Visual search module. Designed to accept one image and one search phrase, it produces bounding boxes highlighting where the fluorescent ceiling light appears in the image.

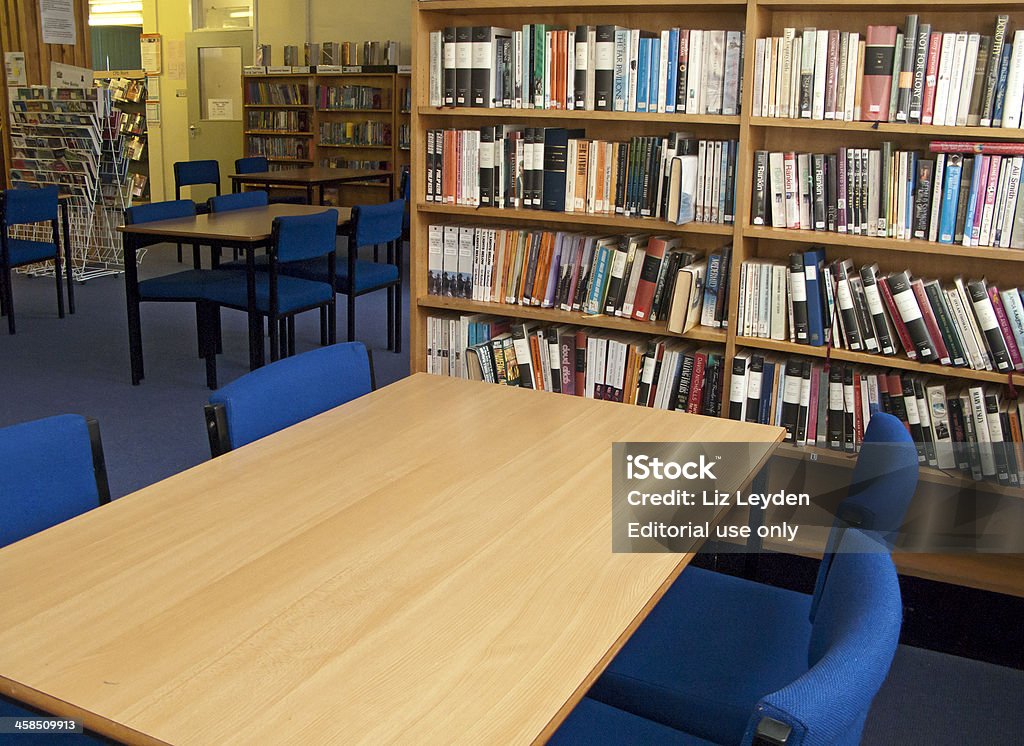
[228,10,252,17]
[89,0,142,10]
[88,12,143,25]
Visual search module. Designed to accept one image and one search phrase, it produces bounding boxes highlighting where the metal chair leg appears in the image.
[3,268,14,334]
[319,307,328,346]
[328,299,337,344]
[269,315,280,363]
[347,293,356,342]
[177,242,183,262]
[53,254,65,319]
[387,287,395,351]
[278,318,288,359]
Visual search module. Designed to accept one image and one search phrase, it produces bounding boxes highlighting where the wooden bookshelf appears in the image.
[409,0,1024,593]
[241,70,405,204]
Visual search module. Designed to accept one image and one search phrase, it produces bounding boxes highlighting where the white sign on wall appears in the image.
[39,0,76,45]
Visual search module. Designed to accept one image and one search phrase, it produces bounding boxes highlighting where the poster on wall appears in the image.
[39,0,76,45]
[5,52,26,86]
[140,34,162,74]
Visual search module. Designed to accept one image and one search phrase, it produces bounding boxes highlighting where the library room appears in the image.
[0,0,1022,743]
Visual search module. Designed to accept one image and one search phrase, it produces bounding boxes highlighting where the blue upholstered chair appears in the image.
[204,341,374,456]
[0,697,110,744]
[553,528,903,746]
[124,199,241,389]
[174,159,221,264]
[204,209,339,371]
[209,190,270,213]
[234,157,306,204]
[0,187,70,334]
[0,414,111,549]
[285,199,404,352]
[579,413,918,744]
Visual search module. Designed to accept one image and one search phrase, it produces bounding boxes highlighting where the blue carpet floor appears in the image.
[1,246,1021,745]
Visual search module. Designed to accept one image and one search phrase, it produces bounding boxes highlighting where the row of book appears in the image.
[751,142,1024,248]
[399,124,411,151]
[739,247,1024,374]
[244,136,311,160]
[425,127,737,225]
[244,82,310,106]
[317,85,390,111]
[246,110,310,132]
[425,315,726,417]
[118,112,145,137]
[754,16,1023,127]
[733,354,1022,486]
[318,121,391,147]
[426,225,732,330]
[427,25,743,116]
[319,158,392,171]
[10,99,97,114]
[107,77,145,104]
[257,40,401,68]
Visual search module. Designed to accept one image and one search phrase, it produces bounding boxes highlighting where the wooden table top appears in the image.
[117,204,351,243]
[228,167,393,185]
[0,375,782,746]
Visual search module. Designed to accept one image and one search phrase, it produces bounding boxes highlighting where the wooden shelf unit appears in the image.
[241,70,405,204]
[408,0,1024,593]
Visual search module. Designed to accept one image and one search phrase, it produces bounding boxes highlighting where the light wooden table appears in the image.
[228,167,394,205]
[0,375,783,745]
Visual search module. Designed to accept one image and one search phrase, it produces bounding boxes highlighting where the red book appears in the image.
[929,141,1024,156]
[631,236,673,321]
[862,26,898,121]
[574,329,588,395]
[921,32,942,124]
[686,349,708,414]
[877,273,917,359]
[911,279,951,365]
[988,286,1023,370]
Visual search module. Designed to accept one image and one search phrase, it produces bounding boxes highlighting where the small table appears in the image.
[0,375,783,745]
[229,166,394,205]
[118,204,351,382]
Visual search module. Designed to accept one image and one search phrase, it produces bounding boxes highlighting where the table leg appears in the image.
[62,203,75,314]
[307,184,314,205]
[247,247,263,370]
[124,236,144,385]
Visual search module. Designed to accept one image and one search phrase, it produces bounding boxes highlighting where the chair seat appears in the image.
[205,273,333,314]
[550,698,719,746]
[1,696,108,744]
[138,269,242,301]
[6,238,58,267]
[219,254,272,271]
[287,257,400,293]
[588,567,813,745]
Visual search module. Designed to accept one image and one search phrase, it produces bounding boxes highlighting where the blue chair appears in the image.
[204,341,374,456]
[209,190,270,213]
[0,187,70,334]
[584,413,918,744]
[124,199,241,389]
[285,199,403,352]
[204,209,339,374]
[0,414,111,549]
[234,157,306,204]
[0,697,109,744]
[174,159,221,264]
[553,528,903,746]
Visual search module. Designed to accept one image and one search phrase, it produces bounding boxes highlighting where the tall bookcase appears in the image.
[409,0,1024,594]
[242,69,406,204]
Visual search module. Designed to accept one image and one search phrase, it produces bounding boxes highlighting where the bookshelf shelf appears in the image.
[242,104,314,109]
[737,336,1017,385]
[410,0,1024,594]
[417,203,735,235]
[418,295,729,341]
[317,108,392,113]
[266,156,314,163]
[744,226,1024,262]
[750,118,1024,142]
[244,130,314,136]
[416,106,741,126]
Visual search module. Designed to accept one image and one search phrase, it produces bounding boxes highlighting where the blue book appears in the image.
[803,248,827,346]
[665,28,679,112]
[962,154,984,245]
[648,38,661,112]
[636,38,651,113]
[993,45,1013,126]
[701,252,722,326]
[938,154,963,244]
[585,244,612,315]
[758,359,777,425]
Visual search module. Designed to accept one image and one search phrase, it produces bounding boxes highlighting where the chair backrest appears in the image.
[124,199,196,226]
[745,529,902,746]
[352,199,405,248]
[174,160,221,195]
[205,342,374,455]
[272,209,338,263]
[209,191,269,213]
[0,414,111,548]
[2,186,59,227]
[235,156,269,174]
[809,412,918,621]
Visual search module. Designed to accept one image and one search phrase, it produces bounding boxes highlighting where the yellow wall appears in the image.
[142,0,410,200]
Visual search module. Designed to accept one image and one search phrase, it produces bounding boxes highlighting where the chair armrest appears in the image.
[85,417,111,505]
[752,717,791,746]
[204,403,232,458]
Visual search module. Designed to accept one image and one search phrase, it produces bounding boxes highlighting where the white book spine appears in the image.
[686,30,703,115]
[932,32,956,127]
[771,264,788,341]
[928,153,946,243]
[658,30,671,114]
[999,157,1023,247]
[761,38,772,117]
[945,32,969,128]
[753,37,766,117]
[1002,31,1024,129]
[790,40,802,118]
[429,32,443,107]
[565,140,577,212]
[955,33,980,127]
[843,32,859,121]
[626,29,638,112]
[780,28,795,119]
[567,30,577,111]
[812,30,828,120]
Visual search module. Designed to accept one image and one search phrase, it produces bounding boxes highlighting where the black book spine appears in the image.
[443,28,457,106]
[455,26,473,107]
[1001,409,1020,487]
[789,252,810,343]
[812,153,826,231]
[796,363,812,443]
[745,355,764,422]
[967,279,1013,372]
[574,26,588,110]
[981,16,1010,125]
[895,14,918,122]
[850,276,878,352]
[827,364,845,449]
[836,261,864,350]
[913,159,933,239]
[724,140,736,224]
[909,23,930,123]
[915,380,937,465]
[948,397,969,472]
[860,265,895,354]
[954,158,974,244]
[479,126,495,207]
[675,353,695,413]
[987,394,1010,485]
[901,376,928,462]
[780,359,804,442]
[752,150,768,226]
[924,281,966,367]
[728,356,746,420]
[826,154,838,232]
[886,270,938,362]
[616,141,630,215]
[655,251,683,321]
[843,366,856,453]
[542,128,576,212]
